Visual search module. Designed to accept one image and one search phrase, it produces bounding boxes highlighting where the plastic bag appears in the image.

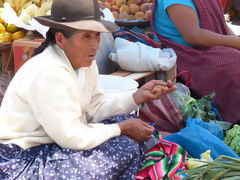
[139,93,184,133]
[170,82,193,113]
[164,118,239,160]
[96,32,119,74]
[109,37,177,72]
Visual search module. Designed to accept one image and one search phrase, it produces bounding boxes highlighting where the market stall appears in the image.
[0,0,239,179]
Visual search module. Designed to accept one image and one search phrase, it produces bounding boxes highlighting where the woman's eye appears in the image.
[84,35,90,38]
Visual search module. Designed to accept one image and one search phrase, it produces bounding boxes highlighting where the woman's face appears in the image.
[56,30,100,69]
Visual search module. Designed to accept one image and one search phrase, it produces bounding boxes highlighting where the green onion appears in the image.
[177,155,240,179]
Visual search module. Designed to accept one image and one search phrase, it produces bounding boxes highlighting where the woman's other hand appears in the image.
[118,118,154,142]
[133,80,176,105]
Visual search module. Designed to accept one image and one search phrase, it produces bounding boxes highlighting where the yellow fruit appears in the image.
[6,24,18,33]
[11,31,26,40]
[0,23,6,33]
[0,32,12,43]
[0,8,5,24]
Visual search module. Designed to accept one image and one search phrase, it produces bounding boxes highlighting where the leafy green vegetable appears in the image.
[224,125,240,155]
[182,92,217,124]
[171,83,222,125]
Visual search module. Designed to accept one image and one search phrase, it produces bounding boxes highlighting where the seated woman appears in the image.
[152,0,240,123]
[0,0,176,179]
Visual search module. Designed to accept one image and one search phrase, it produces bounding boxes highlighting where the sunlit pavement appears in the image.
[227,19,240,35]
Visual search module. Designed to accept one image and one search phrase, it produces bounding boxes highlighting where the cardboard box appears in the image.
[13,39,44,73]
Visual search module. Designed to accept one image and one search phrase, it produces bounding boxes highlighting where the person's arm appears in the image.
[166,4,240,49]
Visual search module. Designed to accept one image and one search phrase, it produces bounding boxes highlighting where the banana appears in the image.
[20,0,30,12]
[17,0,35,16]
[13,0,21,13]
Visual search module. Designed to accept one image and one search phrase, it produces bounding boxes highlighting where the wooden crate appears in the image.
[110,64,177,84]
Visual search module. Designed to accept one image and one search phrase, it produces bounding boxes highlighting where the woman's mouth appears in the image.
[88,55,96,60]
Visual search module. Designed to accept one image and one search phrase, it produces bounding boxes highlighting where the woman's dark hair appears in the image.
[33,28,77,56]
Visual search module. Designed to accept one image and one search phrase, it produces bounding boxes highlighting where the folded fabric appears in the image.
[109,37,177,72]
[136,132,188,180]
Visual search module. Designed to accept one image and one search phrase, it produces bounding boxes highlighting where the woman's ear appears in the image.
[55,32,65,49]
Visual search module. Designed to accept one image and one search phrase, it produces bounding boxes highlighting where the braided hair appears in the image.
[33,28,77,56]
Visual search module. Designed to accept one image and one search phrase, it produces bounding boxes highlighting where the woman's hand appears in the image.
[118,118,154,142]
[133,80,176,105]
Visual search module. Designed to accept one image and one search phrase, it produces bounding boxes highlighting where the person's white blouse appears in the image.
[0,45,138,150]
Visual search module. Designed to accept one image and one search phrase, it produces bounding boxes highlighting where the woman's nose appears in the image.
[91,38,100,50]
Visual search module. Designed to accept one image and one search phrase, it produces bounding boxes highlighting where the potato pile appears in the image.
[98,0,153,21]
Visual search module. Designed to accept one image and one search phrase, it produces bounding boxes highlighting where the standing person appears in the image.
[152,0,240,123]
[0,0,176,179]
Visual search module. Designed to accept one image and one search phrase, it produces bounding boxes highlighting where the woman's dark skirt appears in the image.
[0,114,144,180]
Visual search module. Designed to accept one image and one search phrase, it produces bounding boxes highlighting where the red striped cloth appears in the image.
[151,0,240,123]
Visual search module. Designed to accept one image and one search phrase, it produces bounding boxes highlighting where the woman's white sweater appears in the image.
[0,45,138,150]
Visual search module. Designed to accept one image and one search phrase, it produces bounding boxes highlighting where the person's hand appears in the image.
[133,80,176,105]
[118,118,154,142]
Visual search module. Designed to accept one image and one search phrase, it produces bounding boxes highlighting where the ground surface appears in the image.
[227,19,240,35]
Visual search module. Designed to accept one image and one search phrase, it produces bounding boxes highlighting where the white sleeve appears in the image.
[26,67,120,150]
[87,64,138,123]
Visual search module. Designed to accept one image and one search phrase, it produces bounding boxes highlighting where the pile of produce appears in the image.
[179,155,240,179]
[0,8,25,43]
[98,0,153,20]
[224,125,240,156]
[3,0,52,24]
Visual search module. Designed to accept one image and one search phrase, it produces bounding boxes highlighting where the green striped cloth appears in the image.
[136,131,188,180]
